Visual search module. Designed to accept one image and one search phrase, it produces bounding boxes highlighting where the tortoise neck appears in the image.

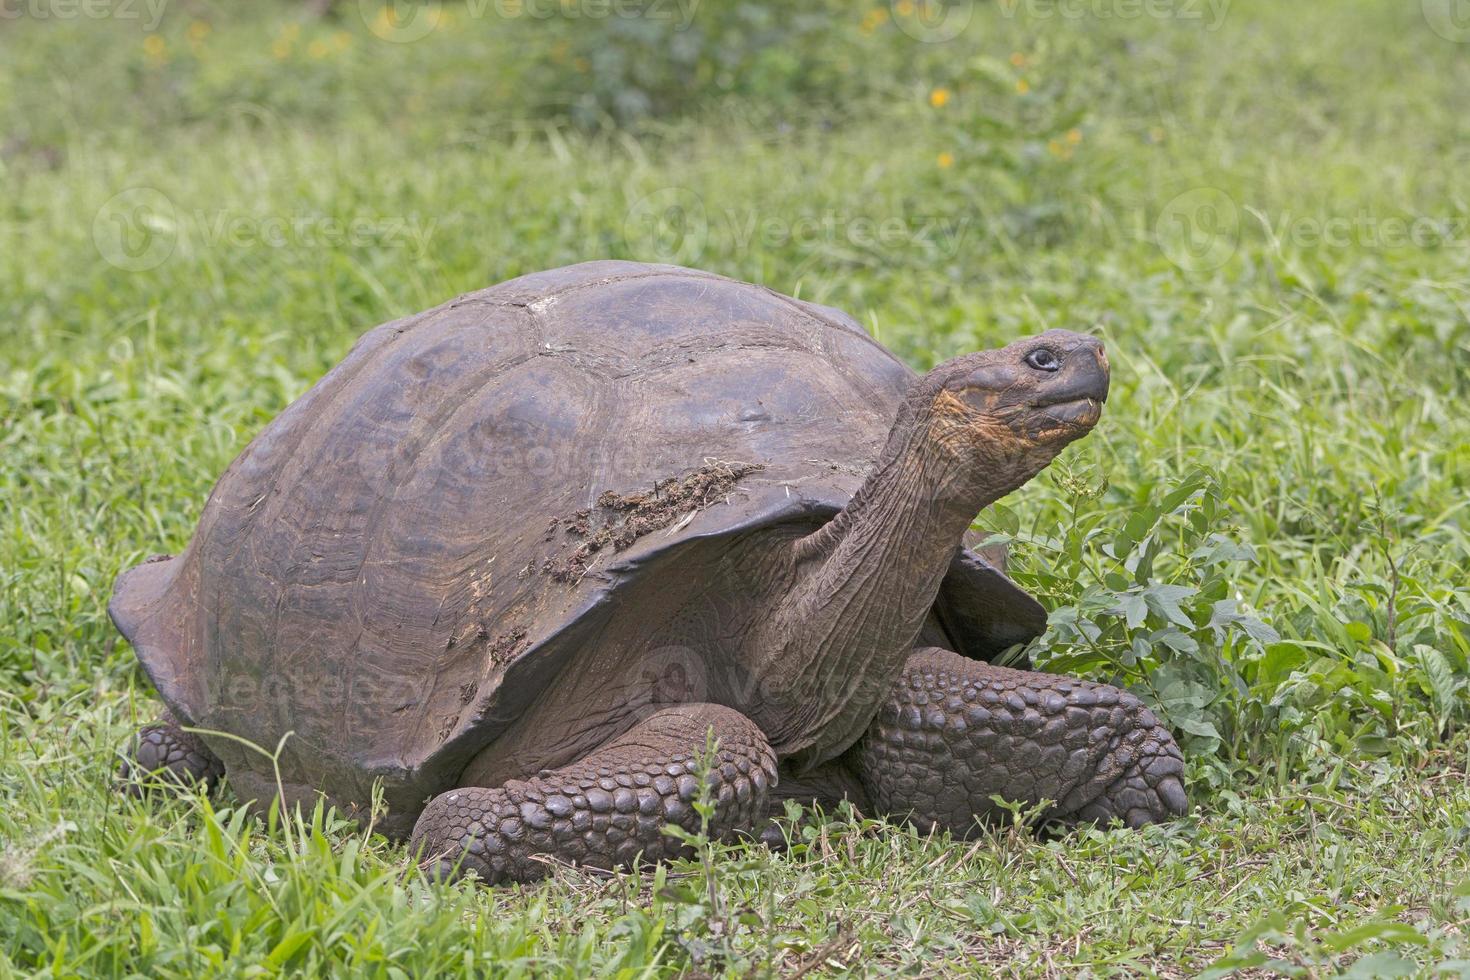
[748,399,1003,766]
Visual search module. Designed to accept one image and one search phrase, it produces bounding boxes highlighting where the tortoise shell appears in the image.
[110,261,1045,836]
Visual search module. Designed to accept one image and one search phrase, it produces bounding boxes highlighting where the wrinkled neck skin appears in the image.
[750,393,1050,770]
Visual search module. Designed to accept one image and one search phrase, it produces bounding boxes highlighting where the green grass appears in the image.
[4,696,1470,976]
[3,0,1469,975]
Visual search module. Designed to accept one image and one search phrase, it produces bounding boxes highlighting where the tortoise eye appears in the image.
[1025,348,1060,372]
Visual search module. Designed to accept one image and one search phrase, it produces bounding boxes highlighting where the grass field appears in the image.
[3,1,1470,975]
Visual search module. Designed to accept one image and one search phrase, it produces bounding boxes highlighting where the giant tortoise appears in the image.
[112,260,1186,883]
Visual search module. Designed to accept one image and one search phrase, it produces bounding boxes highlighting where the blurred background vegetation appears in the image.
[2,1,1469,973]
[4,0,1469,783]
[6,0,1465,772]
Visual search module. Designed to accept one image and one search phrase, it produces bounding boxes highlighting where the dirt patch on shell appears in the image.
[542,461,764,584]
[486,626,529,667]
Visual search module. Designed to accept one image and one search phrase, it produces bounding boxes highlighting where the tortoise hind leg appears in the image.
[850,647,1186,835]
[411,703,776,885]
[118,711,224,795]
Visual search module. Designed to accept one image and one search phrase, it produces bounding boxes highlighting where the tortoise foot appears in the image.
[411,704,776,885]
[753,759,872,851]
[118,713,224,795]
[851,647,1187,836]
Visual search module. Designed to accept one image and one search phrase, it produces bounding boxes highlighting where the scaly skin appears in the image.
[849,647,1187,833]
[414,649,1184,883]
[411,704,777,884]
[118,713,224,794]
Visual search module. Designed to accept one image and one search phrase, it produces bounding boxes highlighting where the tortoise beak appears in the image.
[1092,342,1110,401]
[1031,337,1109,411]
[1018,338,1108,439]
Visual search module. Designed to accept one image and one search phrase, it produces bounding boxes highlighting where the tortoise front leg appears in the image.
[118,711,224,795]
[411,704,776,884]
[850,647,1186,835]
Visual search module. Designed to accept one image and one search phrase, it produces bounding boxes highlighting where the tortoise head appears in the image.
[919,329,1110,488]
[762,327,1111,763]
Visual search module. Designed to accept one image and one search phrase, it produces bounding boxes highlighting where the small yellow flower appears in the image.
[308,40,330,59]
[142,34,167,63]
[929,87,951,108]
[937,151,955,169]
[1149,126,1166,143]
[272,37,293,60]
[1015,78,1030,95]
[860,7,889,33]
[281,22,301,41]
[187,21,211,42]
[896,0,916,14]
[1009,51,1027,68]
[1047,140,1074,160]
[1066,128,1082,145]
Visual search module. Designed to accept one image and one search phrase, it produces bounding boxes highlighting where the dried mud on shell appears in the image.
[542,461,765,583]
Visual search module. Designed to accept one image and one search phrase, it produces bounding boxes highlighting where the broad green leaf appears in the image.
[1323,920,1429,951]
[1144,584,1199,630]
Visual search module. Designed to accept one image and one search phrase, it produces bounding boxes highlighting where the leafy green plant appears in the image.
[518,1,895,126]
[1201,909,1450,978]
[921,37,1098,244]
[656,730,773,974]
[994,468,1279,765]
